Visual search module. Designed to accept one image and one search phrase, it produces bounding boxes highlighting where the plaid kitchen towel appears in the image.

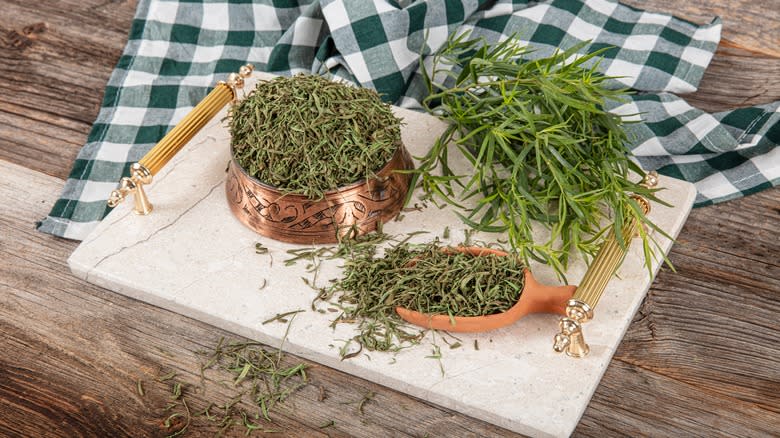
[38,0,779,240]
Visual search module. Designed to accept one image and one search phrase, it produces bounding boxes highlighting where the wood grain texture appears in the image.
[617,189,780,412]
[574,187,780,437]
[621,0,780,57]
[685,46,780,112]
[0,0,137,180]
[2,160,778,437]
[0,0,779,436]
[620,0,780,111]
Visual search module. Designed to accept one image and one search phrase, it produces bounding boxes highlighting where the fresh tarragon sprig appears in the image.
[414,33,672,280]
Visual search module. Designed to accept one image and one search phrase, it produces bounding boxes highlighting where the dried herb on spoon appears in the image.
[320,240,525,356]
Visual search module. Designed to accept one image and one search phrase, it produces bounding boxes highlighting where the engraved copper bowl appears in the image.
[226,145,414,244]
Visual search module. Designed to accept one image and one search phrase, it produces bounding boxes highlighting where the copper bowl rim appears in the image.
[228,141,410,199]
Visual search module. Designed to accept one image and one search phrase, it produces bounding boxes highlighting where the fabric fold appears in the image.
[37,0,778,240]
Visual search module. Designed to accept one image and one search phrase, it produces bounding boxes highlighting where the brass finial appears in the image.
[642,170,659,188]
[108,163,153,215]
[222,64,254,100]
[239,64,254,78]
[553,299,593,357]
[553,317,589,358]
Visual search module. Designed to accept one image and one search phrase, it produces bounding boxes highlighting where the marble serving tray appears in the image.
[69,73,696,437]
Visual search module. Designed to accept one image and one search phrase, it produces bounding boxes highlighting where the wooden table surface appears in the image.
[1,1,778,436]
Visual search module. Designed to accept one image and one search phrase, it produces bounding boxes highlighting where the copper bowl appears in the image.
[225,145,414,244]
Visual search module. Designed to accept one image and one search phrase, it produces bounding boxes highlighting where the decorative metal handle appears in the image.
[107,64,254,214]
[553,171,659,357]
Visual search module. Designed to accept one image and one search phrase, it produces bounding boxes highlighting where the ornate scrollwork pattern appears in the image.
[226,145,414,244]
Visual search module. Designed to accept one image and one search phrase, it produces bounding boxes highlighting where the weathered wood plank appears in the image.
[614,189,780,410]
[0,0,137,179]
[574,187,780,436]
[620,1,780,111]
[686,46,780,112]
[577,360,778,438]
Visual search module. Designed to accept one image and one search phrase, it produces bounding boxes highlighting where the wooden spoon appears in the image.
[394,246,576,333]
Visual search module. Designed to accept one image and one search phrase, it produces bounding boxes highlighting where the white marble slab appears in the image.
[69,73,696,437]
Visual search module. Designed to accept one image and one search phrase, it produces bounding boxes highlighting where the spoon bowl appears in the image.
[394,247,576,333]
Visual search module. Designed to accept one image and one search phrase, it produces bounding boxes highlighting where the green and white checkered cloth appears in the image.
[38,0,779,240]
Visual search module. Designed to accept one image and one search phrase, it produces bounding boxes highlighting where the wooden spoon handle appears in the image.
[522,270,576,315]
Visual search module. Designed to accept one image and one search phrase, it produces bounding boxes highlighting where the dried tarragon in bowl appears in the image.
[229,74,403,200]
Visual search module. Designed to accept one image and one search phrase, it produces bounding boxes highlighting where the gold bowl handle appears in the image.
[107,64,254,214]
